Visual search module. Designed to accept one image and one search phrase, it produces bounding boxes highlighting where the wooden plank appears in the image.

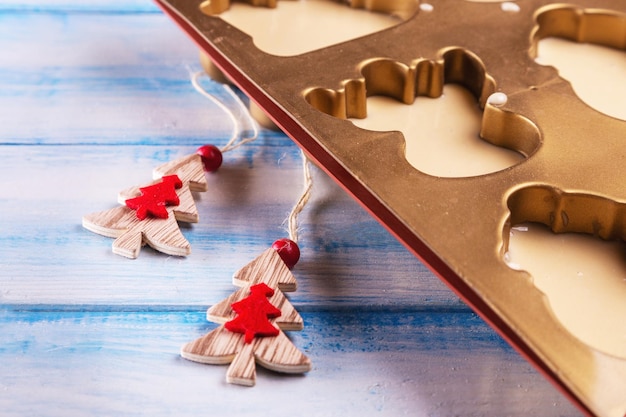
[0,144,456,308]
[0,1,160,12]
[0,12,236,145]
[0,309,581,416]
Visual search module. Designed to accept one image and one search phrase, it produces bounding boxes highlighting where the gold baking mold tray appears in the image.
[154,0,626,415]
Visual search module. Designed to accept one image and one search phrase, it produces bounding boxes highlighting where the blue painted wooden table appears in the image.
[0,1,582,415]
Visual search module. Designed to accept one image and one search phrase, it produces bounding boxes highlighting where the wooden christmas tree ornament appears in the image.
[180,245,311,386]
[181,152,313,386]
[82,153,208,258]
[82,76,258,259]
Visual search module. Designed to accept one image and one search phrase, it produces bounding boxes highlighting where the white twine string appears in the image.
[191,70,312,243]
[287,150,313,244]
[190,71,259,153]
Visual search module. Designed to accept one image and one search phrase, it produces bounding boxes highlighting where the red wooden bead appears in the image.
[196,145,223,172]
[271,238,300,269]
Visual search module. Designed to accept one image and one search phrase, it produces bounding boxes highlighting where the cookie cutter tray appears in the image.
[154,0,626,415]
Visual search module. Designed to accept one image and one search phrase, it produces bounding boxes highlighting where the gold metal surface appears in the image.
[155,1,626,415]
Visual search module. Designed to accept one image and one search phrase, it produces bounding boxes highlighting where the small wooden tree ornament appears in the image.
[180,247,311,386]
[82,76,258,258]
[82,153,207,258]
[181,151,313,386]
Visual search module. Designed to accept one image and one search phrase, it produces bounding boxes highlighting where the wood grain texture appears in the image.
[181,325,311,386]
[232,248,298,292]
[0,2,583,415]
[153,153,208,192]
[83,205,193,258]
